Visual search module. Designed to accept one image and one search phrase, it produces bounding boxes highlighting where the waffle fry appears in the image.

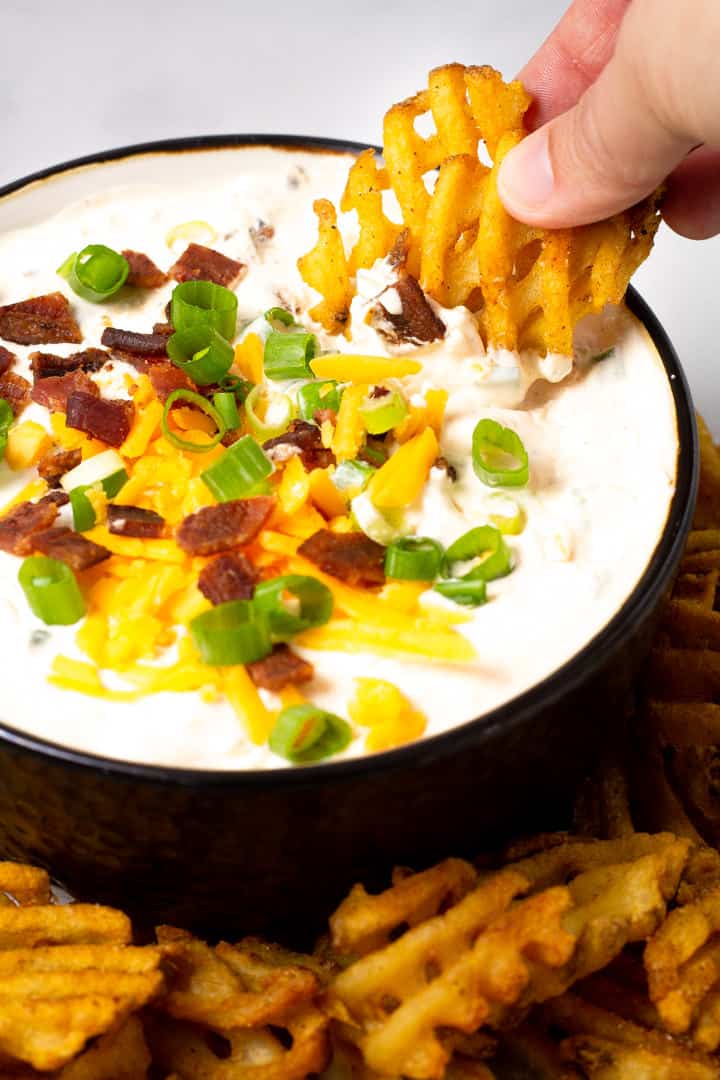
[0,862,50,907]
[299,64,662,355]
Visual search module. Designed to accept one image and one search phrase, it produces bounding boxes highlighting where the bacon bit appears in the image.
[152,322,174,337]
[263,420,334,471]
[374,274,446,346]
[121,250,168,289]
[30,348,107,379]
[39,490,70,509]
[298,529,386,587]
[314,407,337,427]
[0,346,17,376]
[100,328,169,367]
[247,644,314,692]
[37,446,82,487]
[0,371,32,416]
[370,385,391,399]
[65,392,134,448]
[31,371,99,414]
[176,497,275,556]
[168,243,246,288]
[147,361,196,403]
[107,504,166,539]
[0,500,59,555]
[198,552,258,604]
[0,292,82,346]
[435,456,458,482]
[32,527,110,570]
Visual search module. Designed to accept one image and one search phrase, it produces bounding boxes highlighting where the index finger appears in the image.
[520,0,632,128]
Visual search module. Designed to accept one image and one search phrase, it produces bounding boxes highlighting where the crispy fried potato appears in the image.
[299,64,661,355]
[0,863,50,908]
[58,1016,151,1079]
[0,904,131,949]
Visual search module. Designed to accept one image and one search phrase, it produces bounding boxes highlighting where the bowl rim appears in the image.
[0,134,699,788]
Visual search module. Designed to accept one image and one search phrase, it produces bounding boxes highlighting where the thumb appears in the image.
[498,0,719,227]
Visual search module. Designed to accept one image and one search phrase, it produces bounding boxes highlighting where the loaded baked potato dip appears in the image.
[0,67,676,769]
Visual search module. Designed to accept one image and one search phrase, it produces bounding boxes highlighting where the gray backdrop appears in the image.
[3,0,718,428]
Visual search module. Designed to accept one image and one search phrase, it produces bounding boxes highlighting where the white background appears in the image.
[3,0,718,427]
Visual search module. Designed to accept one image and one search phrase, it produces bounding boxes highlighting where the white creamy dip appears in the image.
[0,147,678,769]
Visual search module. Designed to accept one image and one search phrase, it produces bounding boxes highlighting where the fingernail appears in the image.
[497,128,555,214]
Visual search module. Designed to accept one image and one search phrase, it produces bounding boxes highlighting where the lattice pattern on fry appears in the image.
[298,64,662,355]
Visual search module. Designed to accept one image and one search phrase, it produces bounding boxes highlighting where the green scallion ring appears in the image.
[18,556,86,625]
[442,525,511,583]
[212,391,241,432]
[269,703,352,763]
[189,599,272,666]
[297,380,341,421]
[433,575,488,608]
[360,388,408,435]
[472,418,529,488]
[161,389,227,453]
[0,399,14,432]
[57,244,129,303]
[264,306,296,328]
[244,384,294,440]
[264,330,317,381]
[201,435,273,502]
[384,537,444,581]
[167,325,234,385]
[170,280,238,340]
[253,575,333,639]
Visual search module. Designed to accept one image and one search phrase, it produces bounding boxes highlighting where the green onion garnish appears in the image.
[102,469,129,498]
[167,326,234,385]
[264,331,317,381]
[433,576,487,608]
[0,398,13,462]
[57,244,129,303]
[69,486,97,532]
[212,391,241,432]
[60,449,127,496]
[361,442,389,467]
[219,374,253,403]
[297,380,341,421]
[269,703,352,763]
[245,384,294,440]
[384,537,444,581]
[443,525,512,582]
[486,493,526,536]
[332,459,376,495]
[170,280,238,340]
[360,389,408,435]
[201,435,273,502]
[190,599,272,666]
[264,306,296,328]
[18,557,86,625]
[254,575,333,639]
[161,389,227,453]
[472,419,529,488]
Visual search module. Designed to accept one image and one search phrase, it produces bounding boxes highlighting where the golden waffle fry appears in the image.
[0,863,50,907]
[299,64,661,355]
[58,1015,151,1079]
[0,904,131,949]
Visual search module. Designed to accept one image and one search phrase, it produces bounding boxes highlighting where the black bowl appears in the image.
[0,136,698,938]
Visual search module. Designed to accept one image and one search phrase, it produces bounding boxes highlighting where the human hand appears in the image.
[498,0,720,238]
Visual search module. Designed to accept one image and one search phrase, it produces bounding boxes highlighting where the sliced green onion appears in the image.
[60,449,127,495]
[351,491,404,545]
[167,326,234,385]
[190,599,271,665]
[212,391,241,431]
[264,306,296,329]
[360,389,408,435]
[219,374,253,403]
[245,384,294,440]
[269,704,352,763]
[433,575,487,608]
[472,419,529,488]
[18,556,86,625]
[486,493,526,536]
[332,459,375,495]
[297,380,341,421]
[0,398,12,462]
[264,331,317,381]
[69,486,97,532]
[361,442,389,467]
[254,575,333,639]
[201,435,273,502]
[385,537,444,581]
[443,525,512,582]
[171,280,238,340]
[161,389,226,453]
[57,244,129,303]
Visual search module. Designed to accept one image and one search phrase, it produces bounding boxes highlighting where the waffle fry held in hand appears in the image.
[299,63,661,360]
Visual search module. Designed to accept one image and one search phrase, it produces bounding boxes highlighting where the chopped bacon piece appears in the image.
[148,361,196,402]
[31,371,99,413]
[298,529,386,587]
[247,644,314,692]
[198,552,258,604]
[0,500,59,555]
[0,346,17,376]
[31,348,107,379]
[0,371,31,416]
[314,407,337,427]
[32,527,110,570]
[263,420,334,471]
[37,447,82,487]
[39,490,70,509]
[152,322,174,337]
[176,497,275,556]
[100,328,169,368]
[168,243,246,288]
[107,505,165,539]
[121,249,168,289]
[65,392,134,447]
[0,292,82,346]
[374,274,446,346]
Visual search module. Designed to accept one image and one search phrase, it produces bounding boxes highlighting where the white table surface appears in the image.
[4,0,718,430]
